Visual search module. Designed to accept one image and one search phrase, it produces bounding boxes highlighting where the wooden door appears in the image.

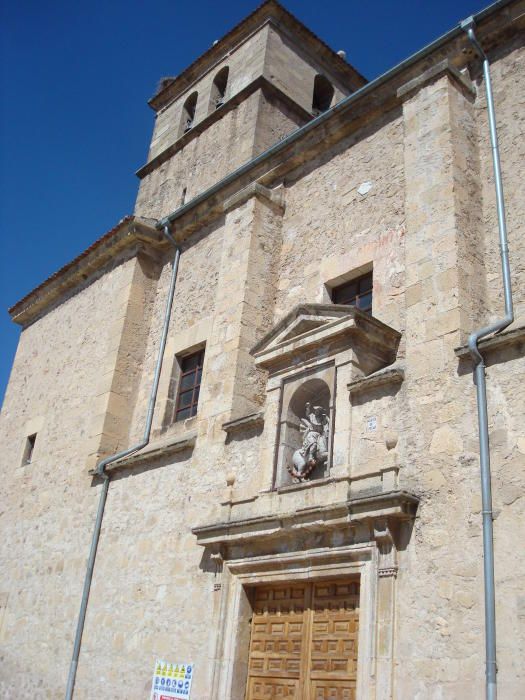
[245,579,359,700]
[309,580,359,700]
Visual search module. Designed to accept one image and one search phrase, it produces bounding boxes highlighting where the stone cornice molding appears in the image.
[192,489,419,549]
[222,411,265,435]
[396,58,475,101]
[9,217,163,327]
[87,431,197,475]
[223,182,285,215]
[347,366,405,397]
[454,323,525,359]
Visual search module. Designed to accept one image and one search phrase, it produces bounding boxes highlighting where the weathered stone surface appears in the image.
[1,3,524,699]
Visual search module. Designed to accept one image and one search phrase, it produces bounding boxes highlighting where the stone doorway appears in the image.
[245,579,359,700]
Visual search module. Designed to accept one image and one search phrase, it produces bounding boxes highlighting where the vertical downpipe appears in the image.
[65,226,180,699]
[461,17,514,700]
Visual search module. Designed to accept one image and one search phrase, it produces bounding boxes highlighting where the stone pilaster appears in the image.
[85,254,159,471]
[401,66,484,358]
[373,518,398,700]
[199,184,284,425]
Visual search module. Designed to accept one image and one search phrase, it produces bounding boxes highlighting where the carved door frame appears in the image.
[208,542,393,700]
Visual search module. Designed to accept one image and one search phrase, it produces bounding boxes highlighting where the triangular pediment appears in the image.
[251,303,401,374]
[252,304,354,354]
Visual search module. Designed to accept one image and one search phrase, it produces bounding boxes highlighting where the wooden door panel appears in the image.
[246,584,309,698]
[310,680,357,700]
[310,580,359,683]
[245,580,359,700]
[247,677,300,698]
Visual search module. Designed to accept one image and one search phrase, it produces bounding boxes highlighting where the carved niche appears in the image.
[252,303,401,489]
[279,370,334,486]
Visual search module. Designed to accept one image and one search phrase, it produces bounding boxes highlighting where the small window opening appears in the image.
[332,271,373,314]
[181,186,187,205]
[211,66,229,110]
[174,349,205,422]
[181,91,198,134]
[22,433,37,465]
[312,75,335,116]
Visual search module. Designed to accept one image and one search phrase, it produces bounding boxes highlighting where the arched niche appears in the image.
[180,91,198,136]
[275,373,334,488]
[312,74,334,116]
[210,66,229,111]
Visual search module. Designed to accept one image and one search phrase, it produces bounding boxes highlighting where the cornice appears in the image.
[9,217,165,327]
[348,366,405,397]
[88,431,198,475]
[454,323,525,359]
[192,489,419,548]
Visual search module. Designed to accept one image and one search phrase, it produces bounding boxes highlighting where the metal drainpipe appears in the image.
[65,226,180,700]
[461,18,514,700]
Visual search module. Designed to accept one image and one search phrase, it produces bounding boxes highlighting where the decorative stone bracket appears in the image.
[221,412,264,436]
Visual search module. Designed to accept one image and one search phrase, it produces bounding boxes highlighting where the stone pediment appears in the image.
[251,303,401,373]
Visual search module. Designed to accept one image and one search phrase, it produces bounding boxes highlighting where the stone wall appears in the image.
[0,257,145,697]
[275,108,405,332]
[135,93,262,220]
[135,87,306,223]
[477,33,525,321]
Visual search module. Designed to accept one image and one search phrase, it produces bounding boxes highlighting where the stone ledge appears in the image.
[222,412,265,435]
[193,490,419,548]
[347,366,404,396]
[396,58,475,100]
[89,432,197,474]
[9,217,163,327]
[223,183,285,214]
[454,323,525,359]
[275,474,350,495]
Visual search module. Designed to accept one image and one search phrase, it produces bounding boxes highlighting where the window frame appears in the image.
[173,348,205,422]
[331,271,373,314]
[22,433,37,465]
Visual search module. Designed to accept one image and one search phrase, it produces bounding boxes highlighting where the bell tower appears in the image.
[134,0,365,221]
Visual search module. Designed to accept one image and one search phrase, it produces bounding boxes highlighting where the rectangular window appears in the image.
[332,271,373,314]
[174,349,204,422]
[22,433,37,465]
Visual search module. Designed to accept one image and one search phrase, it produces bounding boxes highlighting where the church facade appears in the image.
[1,1,524,698]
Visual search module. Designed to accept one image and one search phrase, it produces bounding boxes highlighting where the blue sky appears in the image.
[0,0,494,403]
